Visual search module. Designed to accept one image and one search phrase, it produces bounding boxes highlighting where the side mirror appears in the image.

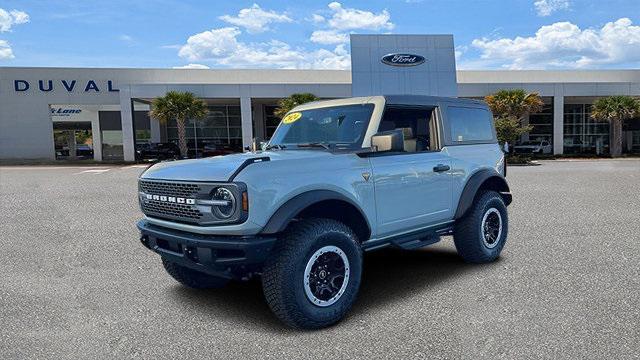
[371,129,404,152]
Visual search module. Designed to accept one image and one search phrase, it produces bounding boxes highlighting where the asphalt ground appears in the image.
[0,160,639,359]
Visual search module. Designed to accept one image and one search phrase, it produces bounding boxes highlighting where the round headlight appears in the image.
[212,187,236,219]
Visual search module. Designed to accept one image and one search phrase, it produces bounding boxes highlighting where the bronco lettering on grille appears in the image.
[144,193,196,205]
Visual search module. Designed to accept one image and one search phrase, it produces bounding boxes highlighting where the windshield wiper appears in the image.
[265,144,286,150]
[296,142,333,150]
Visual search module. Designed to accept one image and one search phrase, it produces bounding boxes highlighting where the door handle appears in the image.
[433,164,450,173]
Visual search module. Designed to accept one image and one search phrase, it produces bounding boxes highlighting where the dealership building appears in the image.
[1,34,639,162]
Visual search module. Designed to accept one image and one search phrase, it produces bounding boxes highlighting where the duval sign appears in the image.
[13,79,119,93]
[381,53,426,67]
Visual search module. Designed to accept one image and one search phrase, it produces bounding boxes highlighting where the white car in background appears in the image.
[514,140,552,154]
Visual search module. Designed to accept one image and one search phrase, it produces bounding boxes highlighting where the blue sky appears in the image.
[0,0,638,69]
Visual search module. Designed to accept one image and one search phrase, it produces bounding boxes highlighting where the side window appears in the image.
[378,107,437,152]
[447,106,494,143]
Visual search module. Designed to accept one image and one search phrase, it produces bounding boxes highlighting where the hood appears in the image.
[140,150,334,182]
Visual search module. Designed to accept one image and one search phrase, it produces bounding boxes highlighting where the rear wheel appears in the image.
[261,218,362,329]
[162,258,229,289]
[454,191,508,263]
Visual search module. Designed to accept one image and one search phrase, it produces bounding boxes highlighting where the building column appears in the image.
[253,102,266,141]
[91,113,102,161]
[240,97,253,151]
[553,95,564,155]
[119,87,136,161]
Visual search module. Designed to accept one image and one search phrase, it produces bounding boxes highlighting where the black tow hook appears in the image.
[140,235,151,249]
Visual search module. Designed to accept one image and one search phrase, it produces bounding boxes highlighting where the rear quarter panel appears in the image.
[443,143,505,210]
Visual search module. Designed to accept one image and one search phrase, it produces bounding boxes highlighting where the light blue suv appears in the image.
[137,95,512,329]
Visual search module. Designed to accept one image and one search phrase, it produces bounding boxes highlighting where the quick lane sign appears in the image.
[13,79,119,93]
[51,107,82,116]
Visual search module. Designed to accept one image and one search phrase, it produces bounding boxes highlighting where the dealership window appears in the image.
[563,104,610,154]
[165,105,242,157]
[525,100,553,145]
[264,105,281,139]
[632,131,640,152]
[99,111,124,160]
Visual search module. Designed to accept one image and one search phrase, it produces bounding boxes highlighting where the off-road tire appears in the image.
[162,258,229,289]
[454,190,508,263]
[261,218,363,330]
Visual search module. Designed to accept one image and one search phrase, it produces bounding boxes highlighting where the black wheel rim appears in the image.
[304,246,350,307]
[482,208,502,248]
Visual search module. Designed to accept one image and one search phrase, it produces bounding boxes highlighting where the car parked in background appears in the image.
[202,143,236,158]
[136,142,180,161]
[514,140,552,154]
[55,144,94,159]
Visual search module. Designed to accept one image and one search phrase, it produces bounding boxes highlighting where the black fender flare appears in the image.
[454,169,512,220]
[261,190,370,235]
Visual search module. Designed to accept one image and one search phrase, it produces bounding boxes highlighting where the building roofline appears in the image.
[1,66,638,84]
[456,69,640,83]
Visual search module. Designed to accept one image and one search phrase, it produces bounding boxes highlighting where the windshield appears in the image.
[268,104,374,149]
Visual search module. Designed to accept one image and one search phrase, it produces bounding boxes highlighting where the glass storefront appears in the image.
[527,100,553,145]
[264,105,281,140]
[632,131,640,152]
[165,105,242,157]
[563,104,610,155]
[52,122,94,160]
[99,111,124,160]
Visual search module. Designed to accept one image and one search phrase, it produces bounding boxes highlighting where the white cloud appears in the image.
[325,2,393,31]
[219,4,292,34]
[471,18,640,69]
[0,8,29,32]
[178,27,350,69]
[310,30,349,45]
[0,39,14,59]
[178,27,243,60]
[309,44,350,69]
[533,0,570,16]
[119,34,137,46]
[308,3,393,46]
[173,63,210,69]
[454,45,467,62]
[310,14,325,23]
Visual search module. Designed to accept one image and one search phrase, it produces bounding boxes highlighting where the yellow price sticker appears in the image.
[282,112,302,124]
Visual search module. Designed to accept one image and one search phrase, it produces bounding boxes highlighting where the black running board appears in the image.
[362,224,454,251]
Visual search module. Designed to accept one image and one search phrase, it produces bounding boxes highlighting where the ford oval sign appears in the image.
[381,53,425,67]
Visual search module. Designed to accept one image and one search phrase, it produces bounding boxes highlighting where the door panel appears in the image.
[370,151,453,237]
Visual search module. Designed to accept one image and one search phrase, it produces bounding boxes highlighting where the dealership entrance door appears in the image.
[53,121,94,160]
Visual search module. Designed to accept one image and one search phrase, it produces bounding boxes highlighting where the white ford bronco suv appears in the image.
[137,95,512,329]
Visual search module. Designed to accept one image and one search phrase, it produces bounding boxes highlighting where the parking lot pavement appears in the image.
[1,160,639,359]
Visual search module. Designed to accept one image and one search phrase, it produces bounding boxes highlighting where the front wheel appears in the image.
[454,191,508,263]
[261,218,363,329]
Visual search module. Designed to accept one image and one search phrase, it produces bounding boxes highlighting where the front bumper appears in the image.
[137,219,276,280]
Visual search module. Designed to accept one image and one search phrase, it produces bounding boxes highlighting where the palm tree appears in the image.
[149,91,208,159]
[274,93,319,119]
[591,96,640,157]
[485,89,544,146]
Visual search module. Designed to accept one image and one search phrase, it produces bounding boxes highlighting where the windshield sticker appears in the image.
[282,112,302,124]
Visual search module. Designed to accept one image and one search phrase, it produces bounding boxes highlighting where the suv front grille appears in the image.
[139,180,203,223]
[139,180,200,198]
